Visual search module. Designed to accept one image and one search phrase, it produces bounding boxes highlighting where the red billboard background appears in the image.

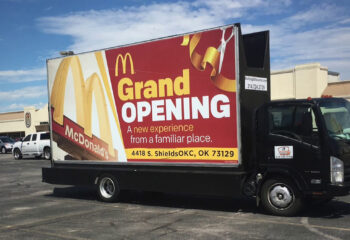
[105,26,238,164]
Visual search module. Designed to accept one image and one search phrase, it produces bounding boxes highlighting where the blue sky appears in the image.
[0,0,349,113]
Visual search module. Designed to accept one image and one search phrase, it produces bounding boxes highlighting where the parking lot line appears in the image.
[212,214,350,233]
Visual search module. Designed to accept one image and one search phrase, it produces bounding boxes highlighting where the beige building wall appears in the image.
[323,81,350,101]
[0,112,25,137]
[270,69,295,99]
[0,104,49,138]
[23,104,49,135]
[271,63,329,100]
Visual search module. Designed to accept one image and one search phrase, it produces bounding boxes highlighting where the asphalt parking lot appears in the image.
[1,154,350,240]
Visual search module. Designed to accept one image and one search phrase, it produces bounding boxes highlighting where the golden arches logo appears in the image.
[115,53,134,76]
[51,53,117,159]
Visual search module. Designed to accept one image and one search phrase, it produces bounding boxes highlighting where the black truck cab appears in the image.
[254,97,350,215]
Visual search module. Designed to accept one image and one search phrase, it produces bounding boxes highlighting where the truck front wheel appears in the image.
[261,178,304,216]
[13,149,22,160]
[97,174,120,202]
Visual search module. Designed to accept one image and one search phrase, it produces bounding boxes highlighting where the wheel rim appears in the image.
[1,148,5,153]
[99,177,115,199]
[14,150,19,158]
[268,183,294,209]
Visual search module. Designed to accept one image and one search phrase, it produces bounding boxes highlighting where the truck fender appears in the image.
[94,171,113,185]
[255,168,308,206]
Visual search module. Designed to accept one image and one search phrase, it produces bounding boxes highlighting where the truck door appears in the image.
[28,134,38,154]
[21,134,32,155]
[262,104,323,190]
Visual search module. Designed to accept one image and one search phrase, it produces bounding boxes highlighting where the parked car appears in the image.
[13,132,51,160]
[0,136,15,154]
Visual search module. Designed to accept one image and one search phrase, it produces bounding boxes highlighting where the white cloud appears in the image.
[38,3,218,53]
[0,68,46,83]
[322,59,350,80]
[37,0,290,53]
[243,4,350,79]
[36,1,350,79]
[1,102,47,113]
[0,86,47,101]
[282,4,343,29]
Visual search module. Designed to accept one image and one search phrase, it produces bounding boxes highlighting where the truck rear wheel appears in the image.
[97,174,120,202]
[43,147,51,160]
[261,178,304,216]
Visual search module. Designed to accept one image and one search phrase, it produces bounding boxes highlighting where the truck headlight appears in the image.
[330,156,344,184]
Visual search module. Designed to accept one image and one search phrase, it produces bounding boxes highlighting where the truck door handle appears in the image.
[27,143,29,145]
[34,143,36,144]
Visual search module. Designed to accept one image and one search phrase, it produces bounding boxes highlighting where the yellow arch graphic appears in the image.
[115,53,135,77]
[51,55,116,158]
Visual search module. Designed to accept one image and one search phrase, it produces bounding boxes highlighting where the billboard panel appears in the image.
[48,25,239,164]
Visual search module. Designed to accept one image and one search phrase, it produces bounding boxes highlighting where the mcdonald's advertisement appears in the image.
[48,25,239,164]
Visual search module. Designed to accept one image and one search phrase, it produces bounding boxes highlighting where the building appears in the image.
[0,105,49,139]
[272,63,329,100]
[271,62,350,101]
[322,80,350,101]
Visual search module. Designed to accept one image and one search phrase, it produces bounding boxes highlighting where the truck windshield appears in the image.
[320,100,350,140]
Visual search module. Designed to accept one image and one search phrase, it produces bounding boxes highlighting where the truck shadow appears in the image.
[119,190,258,213]
[50,186,258,213]
[49,186,350,218]
[303,199,350,219]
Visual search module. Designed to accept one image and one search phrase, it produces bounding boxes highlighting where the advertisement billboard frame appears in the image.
[47,23,243,168]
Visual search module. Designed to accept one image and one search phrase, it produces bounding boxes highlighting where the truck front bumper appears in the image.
[326,182,350,197]
[305,183,350,199]
[6,147,13,153]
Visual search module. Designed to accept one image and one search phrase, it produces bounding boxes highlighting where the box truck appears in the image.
[43,23,350,216]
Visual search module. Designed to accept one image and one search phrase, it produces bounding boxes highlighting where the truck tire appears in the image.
[1,147,6,154]
[13,149,22,160]
[261,178,304,216]
[43,147,51,160]
[97,174,120,202]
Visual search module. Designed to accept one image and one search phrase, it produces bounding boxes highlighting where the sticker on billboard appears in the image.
[245,76,267,91]
[274,146,293,159]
